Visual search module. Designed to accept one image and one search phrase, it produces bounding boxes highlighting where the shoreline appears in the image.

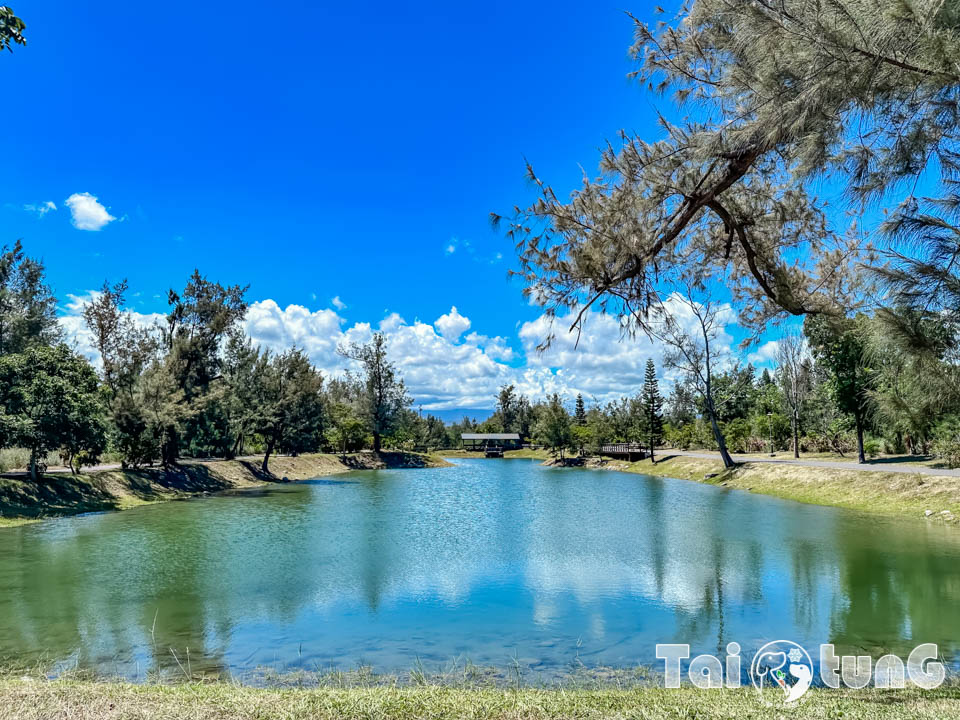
[590,454,960,524]
[0,451,451,528]
[439,449,960,524]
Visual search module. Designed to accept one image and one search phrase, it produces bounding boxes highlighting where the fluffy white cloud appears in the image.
[65,192,116,231]
[245,299,349,369]
[331,296,347,311]
[747,340,780,367]
[516,293,738,405]
[59,292,741,413]
[239,300,516,410]
[434,306,471,341]
[24,201,56,217]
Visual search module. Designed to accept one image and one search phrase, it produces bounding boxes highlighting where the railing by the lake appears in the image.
[600,443,647,461]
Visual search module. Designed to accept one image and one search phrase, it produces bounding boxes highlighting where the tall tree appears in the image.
[656,292,735,468]
[534,394,572,460]
[338,333,410,452]
[805,315,873,464]
[221,335,267,458]
[160,270,248,464]
[574,393,586,426]
[82,280,161,467]
[0,241,59,355]
[640,359,664,462]
[0,345,105,481]
[496,384,518,433]
[254,349,324,474]
[666,382,697,427]
[777,330,812,459]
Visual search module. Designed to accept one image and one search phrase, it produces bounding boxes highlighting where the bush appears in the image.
[932,417,960,468]
[0,448,60,473]
[863,438,882,459]
[0,448,31,473]
[723,418,751,453]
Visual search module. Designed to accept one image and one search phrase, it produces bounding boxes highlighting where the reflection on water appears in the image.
[0,458,958,680]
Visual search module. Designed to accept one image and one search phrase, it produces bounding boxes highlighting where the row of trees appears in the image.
[0,243,421,479]
[2,235,951,476]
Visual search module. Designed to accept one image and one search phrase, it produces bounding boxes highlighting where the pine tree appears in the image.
[641,359,664,463]
[574,393,586,426]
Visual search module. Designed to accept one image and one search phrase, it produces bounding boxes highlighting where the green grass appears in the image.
[618,455,960,523]
[2,677,959,719]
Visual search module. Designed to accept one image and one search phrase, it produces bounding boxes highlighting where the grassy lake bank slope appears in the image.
[2,678,958,720]
[0,451,451,527]
[605,454,960,523]
[442,449,960,522]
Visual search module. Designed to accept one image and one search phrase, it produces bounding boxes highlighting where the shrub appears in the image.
[0,448,31,473]
[932,417,960,468]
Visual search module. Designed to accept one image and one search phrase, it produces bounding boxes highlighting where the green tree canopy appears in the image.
[534,393,572,459]
[0,344,105,481]
[0,241,59,355]
[338,333,411,452]
[805,314,874,463]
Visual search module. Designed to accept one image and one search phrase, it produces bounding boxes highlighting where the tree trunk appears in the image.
[855,412,866,464]
[706,405,735,469]
[649,431,656,463]
[373,431,382,453]
[792,410,800,459]
[161,426,178,468]
[28,449,38,483]
[261,444,273,473]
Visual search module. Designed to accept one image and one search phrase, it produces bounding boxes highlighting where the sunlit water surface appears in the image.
[1,458,958,681]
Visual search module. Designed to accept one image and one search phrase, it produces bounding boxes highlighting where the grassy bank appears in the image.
[2,678,958,719]
[608,454,960,523]
[0,451,451,528]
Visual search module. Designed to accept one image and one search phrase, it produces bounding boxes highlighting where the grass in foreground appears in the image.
[2,678,959,719]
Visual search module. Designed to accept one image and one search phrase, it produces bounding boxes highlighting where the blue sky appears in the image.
[4,1,780,416]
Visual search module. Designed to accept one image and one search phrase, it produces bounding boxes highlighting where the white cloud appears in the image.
[445,244,456,254]
[65,192,116,231]
[747,340,780,367]
[244,299,347,368]
[516,293,738,404]
[331,296,347,311]
[24,201,56,218]
[434,306,471,341]
[58,292,741,413]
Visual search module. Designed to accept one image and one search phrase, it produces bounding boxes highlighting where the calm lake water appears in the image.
[1,458,958,682]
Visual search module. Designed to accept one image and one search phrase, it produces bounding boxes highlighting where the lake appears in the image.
[0,457,958,682]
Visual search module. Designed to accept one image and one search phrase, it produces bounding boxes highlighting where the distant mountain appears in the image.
[416,407,493,424]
